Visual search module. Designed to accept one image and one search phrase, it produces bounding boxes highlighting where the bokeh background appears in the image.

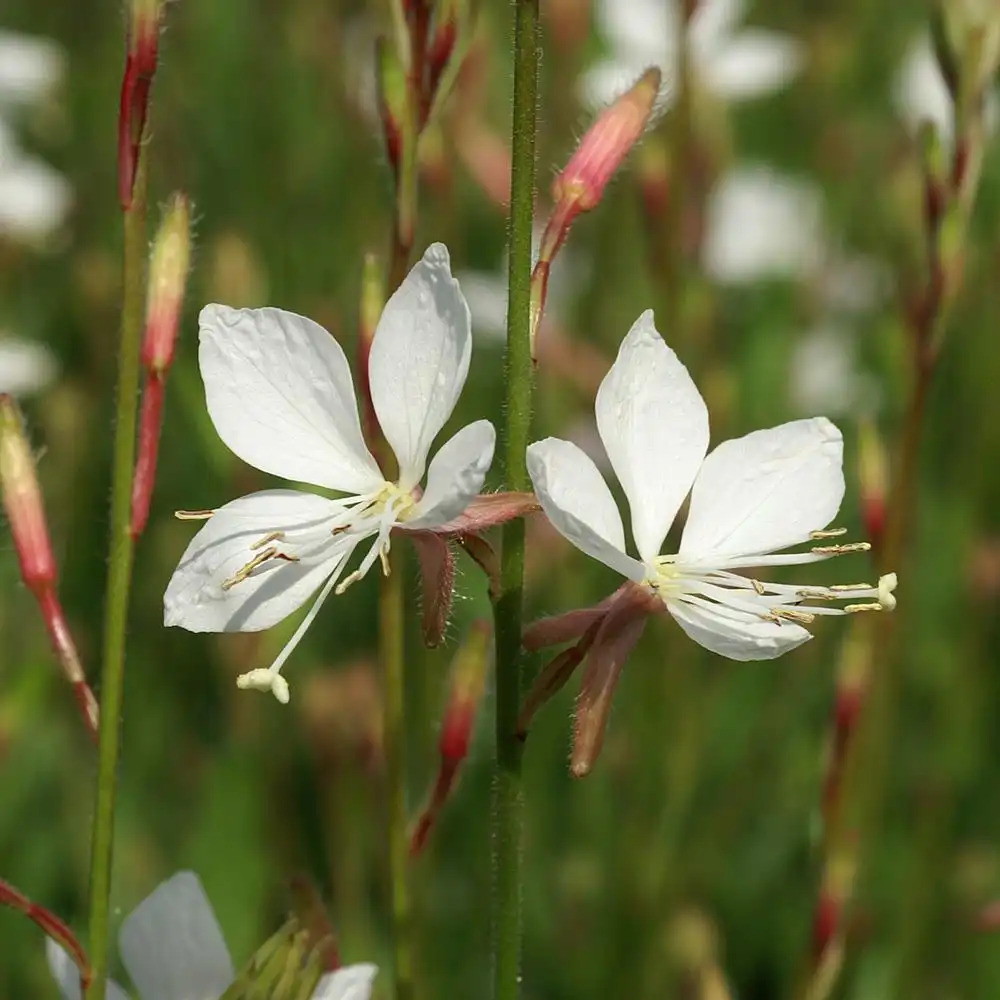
[2,0,1000,996]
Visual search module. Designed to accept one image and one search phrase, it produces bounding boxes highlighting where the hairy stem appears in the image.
[491,3,539,998]
[85,153,147,1000]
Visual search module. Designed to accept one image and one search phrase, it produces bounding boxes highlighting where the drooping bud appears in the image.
[220,919,325,1000]
[118,0,163,208]
[531,68,661,357]
[0,879,92,992]
[410,621,490,856]
[409,531,456,648]
[131,194,191,539]
[0,397,98,739]
[551,67,661,221]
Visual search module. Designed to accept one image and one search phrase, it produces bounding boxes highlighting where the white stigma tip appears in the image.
[236,668,290,704]
[877,573,898,611]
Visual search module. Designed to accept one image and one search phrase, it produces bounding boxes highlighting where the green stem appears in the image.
[492,4,539,999]
[85,154,148,999]
[380,553,414,1000]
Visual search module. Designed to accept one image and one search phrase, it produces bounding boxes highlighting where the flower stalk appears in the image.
[0,396,98,739]
[86,91,151,1000]
[492,2,539,998]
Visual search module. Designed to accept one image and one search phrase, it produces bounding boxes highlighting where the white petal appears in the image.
[595,311,708,563]
[680,417,844,561]
[199,305,382,494]
[668,598,811,660]
[45,939,129,1000]
[312,963,379,1000]
[596,0,674,61]
[701,32,802,99]
[526,437,644,582]
[368,244,472,489]
[404,420,495,529]
[119,872,234,1000]
[164,490,347,633]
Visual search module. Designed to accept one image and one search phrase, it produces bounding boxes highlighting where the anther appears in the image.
[810,527,848,539]
[830,582,873,591]
[811,542,871,555]
[845,602,884,614]
[175,508,215,520]
[751,579,766,595]
[769,607,817,625]
[221,547,277,591]
[251,531,285,550]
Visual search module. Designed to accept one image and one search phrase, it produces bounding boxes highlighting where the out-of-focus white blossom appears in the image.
[0,335,57,395]
[583,0,802,111]
[702,166,823,284]
[0,29,71,241]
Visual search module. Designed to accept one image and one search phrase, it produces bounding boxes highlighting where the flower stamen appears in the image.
[175,508,214,520]
[810,527,848,539]
[811,541,871,555]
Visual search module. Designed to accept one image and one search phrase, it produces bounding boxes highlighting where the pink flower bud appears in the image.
[858,421,887,550]
[0,397,98,738]
[552,67,661,219]
[142,193,191,374]
[0,396,55,592]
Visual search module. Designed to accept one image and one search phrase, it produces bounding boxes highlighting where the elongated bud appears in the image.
[377,37,409,179]
[1,879,92,992]
[119,0,162,208]
[858,420,887,550]
[358,253,385,448]
[427,0,461,100]
[1,396,55,592]
[220,919,325,1000]
[143,194,191,373]
[131,195,191,539]
[531,68,660,357]
[1,397,99,738]
[552,67,661,220]
[410,621,490,856]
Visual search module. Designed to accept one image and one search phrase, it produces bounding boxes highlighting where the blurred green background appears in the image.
[2,0,1000,997]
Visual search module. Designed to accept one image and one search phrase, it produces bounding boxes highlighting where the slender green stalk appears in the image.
[379,554,414,1000]
[85,153,148,1000]
[492,3,539,998]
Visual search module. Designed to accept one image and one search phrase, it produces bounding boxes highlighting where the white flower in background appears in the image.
[47,872,378,1000]
[0,334,56,395]
[788,321,880,418]
[894,34,998,145]
[527,311,896,662]
[702,165,823,284]
[583,0,802,111]
[164,244,495,702]
[0,29,71,240]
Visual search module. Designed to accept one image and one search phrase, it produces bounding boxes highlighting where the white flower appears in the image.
[582,0,802,111]
[526,311,896,662]
[164,244,495,702]
[788,321,880,418]
[47,872,378,1000]
[0,29,63,106]
[0,29,71,241]
[702,165,823,284]
[0,333,57,395]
